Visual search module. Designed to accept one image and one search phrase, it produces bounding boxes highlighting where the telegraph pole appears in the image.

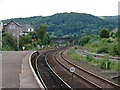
[17,29,19,51]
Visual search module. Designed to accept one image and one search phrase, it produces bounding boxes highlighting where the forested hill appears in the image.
[2,12,118,37]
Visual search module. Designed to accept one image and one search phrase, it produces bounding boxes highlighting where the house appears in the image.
[5,21,23,37]
[21,23,34,35]
[4,21,35,37]
[110,27,118,34]
[3,22,8,30]
[0,22,3,31]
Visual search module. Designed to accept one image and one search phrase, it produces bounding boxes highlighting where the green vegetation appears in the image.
[2,12,117,37]
[77,28,120,57]
[68,48,120,71]
[99,28,110,38]
[68,49,83,61]
[2,32,17,51]
[2,24,51,51]
[67,27,120,71]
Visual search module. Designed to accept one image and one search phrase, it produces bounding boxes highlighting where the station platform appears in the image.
[2,51,43,89]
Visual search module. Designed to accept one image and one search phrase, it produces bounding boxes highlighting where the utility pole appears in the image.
[17,29,19,51]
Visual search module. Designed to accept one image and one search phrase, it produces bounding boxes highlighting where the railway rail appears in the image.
[77,48,120,60]
[31,50,72,89]
[54,49,120,89]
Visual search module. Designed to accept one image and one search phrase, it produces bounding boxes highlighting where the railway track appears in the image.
[54,49,120,89]
[77,48,120,61]
[31,50,72,89]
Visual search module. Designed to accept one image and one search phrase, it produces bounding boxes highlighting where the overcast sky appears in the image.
[0,0,120,20]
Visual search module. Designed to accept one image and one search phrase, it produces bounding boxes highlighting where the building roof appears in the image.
[21,24,34,29]
[21,23,34,32]
[6,21,22,27]
[110,27,118,33]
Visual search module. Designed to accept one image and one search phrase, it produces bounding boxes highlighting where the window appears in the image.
[12,32,15,36]
[31,28,34,31]
[28,28,30,32]
[10,25,15,29]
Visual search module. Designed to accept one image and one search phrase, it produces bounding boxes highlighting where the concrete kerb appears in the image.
[29,51,45,90]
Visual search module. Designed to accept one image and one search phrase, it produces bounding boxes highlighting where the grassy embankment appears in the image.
[68,47,120,71]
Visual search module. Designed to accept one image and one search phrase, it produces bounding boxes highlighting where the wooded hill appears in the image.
[2,12,118,37]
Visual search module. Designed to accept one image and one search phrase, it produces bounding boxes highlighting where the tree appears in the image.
[36,24,48,41]
[36,24,51,45]
[78,34,90,46]
[99,28,109,38]
[2,33,17,50]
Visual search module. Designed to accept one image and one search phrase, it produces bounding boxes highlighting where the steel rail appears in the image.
[35,53,48,90]
[45,51,73,90]
[61,49,120,88]
[54,50,103,89]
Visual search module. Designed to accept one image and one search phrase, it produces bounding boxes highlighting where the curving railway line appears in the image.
[31,48,120,89]
[31,49,73,89]
[54,49,120,89]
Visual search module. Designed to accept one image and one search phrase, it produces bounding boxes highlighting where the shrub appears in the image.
[68,49,83,61]
[99,55,110,69]
[109,61,120,71]
[109,42,119,56]
[74,46,78,50]
[92,43,100,47]
[106,39,113,43]
[100,59,106,69]
[97,46,109,53]
[112,35,116,39]
[86,54,92,62]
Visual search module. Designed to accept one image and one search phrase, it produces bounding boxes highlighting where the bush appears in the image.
[106,39,113,43]
[99,55,110,69]
[97,46,109,53]
[100,59,106,69]
[92,43,100,47]
[109,42,119,56]
[2,33,17,51]
[109,61,120,71]
[24,43,32,50]
[68,49,82,61]
[112,35,116,39]
[74,46,78,50]
[86,54,92,62]
[99,28,109,38]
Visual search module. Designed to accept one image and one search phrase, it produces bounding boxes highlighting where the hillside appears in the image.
[2,12,117,37]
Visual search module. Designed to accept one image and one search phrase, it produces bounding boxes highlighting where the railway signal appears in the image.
[68,38,70,47]
[32,34,35,50]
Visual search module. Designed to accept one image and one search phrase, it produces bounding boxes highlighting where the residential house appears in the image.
[110,27,118,34]
[21,23,34,35]
[4,21,35,37]
[0,22,3,30]
[5,21,22,37]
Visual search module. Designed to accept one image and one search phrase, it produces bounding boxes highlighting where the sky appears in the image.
[0,0,120,20]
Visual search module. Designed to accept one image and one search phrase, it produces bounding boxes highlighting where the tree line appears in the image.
[2,12,117,37]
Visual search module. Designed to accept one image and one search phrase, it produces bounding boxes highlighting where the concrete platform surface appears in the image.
[2,51,41,89]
